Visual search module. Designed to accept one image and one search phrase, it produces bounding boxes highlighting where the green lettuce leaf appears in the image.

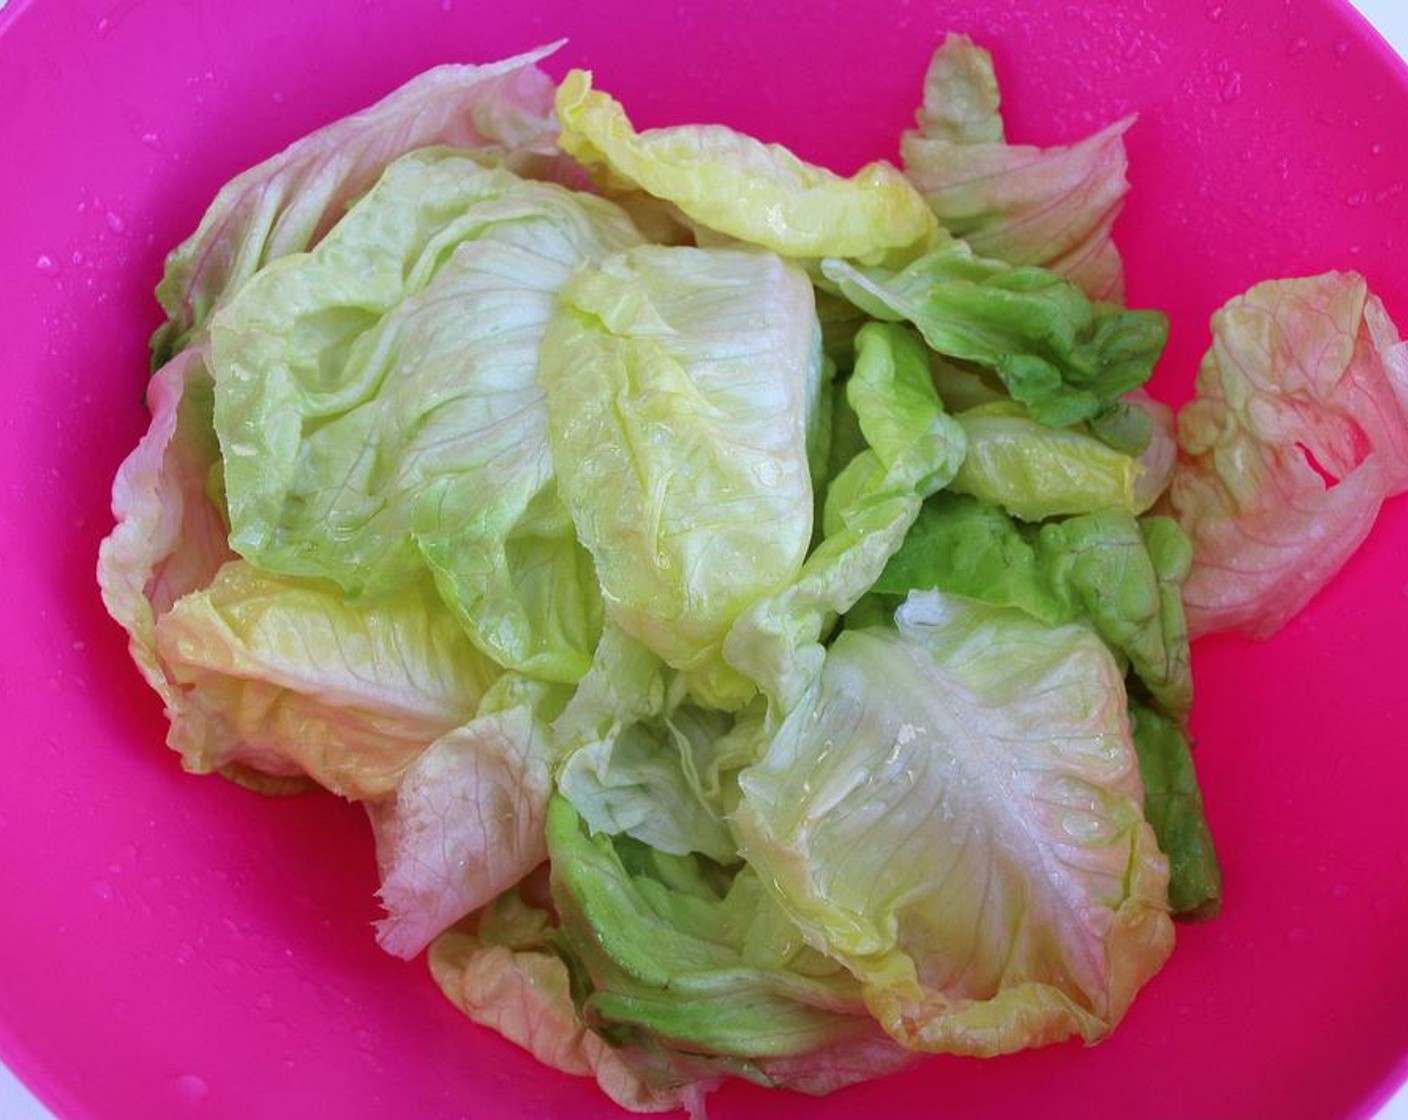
[540,245,821,708]
[152,560,498,799]
[951,401,1148,519]
[555,69,936,261]
[900,35,1134,301]
[734,590,1173,1056]
[723,323,967,711]
[429,883,693,1114]
[554,628,739,863]
[1129,703,1222,919]
[821,238,1167,427]
[210,151,645,681]
[153,44,564,363]
[1169,271,1408,638]
[547,797,900,1065]
[872,495,1193,715]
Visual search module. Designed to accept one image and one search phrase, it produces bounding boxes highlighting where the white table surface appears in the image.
[2,1,1406,1117]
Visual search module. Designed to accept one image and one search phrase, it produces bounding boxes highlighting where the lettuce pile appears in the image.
[98,36,1408,1114]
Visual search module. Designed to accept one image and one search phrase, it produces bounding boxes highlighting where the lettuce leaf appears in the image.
[369,675,562,959]
[210,151,645,680]
[1169,272,1408,638]
[1129,703,1222,919]
[951,401,1148,519]
[723,323,967,711]
[821,238,1167,427]
[540,245,821,707]
[152,44,564,363]
[152,561,497,799]
[555,69,936,261]
[547,798,904,1071]
[429,884,693,1114]
[734,590,1173,1056]
[901,35,1133,301]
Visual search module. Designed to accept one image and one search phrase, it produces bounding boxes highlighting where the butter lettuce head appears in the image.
[210,151,646,681]
[734,590,1173,1056]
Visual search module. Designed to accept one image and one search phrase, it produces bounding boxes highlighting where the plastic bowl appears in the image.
[2,1,1407,1117]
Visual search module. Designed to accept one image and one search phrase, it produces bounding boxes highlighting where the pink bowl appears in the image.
[3,1,1407,1117]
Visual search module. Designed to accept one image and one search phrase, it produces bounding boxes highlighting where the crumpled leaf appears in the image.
[821,237,1166,428]
[210,152,644,681]
[555,69,936,261]
[1169,272,1408,638]
[153,560,497,799]
[901,35,1134,301]
[370,676,561,959]
[153,43,565,363]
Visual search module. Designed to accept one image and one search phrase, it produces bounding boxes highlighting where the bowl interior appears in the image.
[2,1,1407,1117]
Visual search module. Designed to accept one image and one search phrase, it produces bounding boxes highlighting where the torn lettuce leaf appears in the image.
[734,590,1173,1057]
[901,35,1134,301]
[540,245,821,707]
[1169,271,1408,638]
[1129,703,1222,919]
[152,560,497,799]
[370,675,563,959]
[821,238,1167,427]
[555,69,936,261]
[153,43,564,363]
[210,151,645,681]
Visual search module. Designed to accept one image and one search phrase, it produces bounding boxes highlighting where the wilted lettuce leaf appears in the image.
[540,245,821,708]
[555,69,936,261]
[901,35,1134,301]
[734,590,1173,1056]
[210,151,645,681]
[821,238,1167,427]
[1169,271,1408,638]
[153,44,564,363]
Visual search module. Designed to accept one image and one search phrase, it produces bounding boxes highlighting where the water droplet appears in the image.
[70,249,85,266]
[91,880,115,902]
[97,16,111,33]
[35,254,57,273]
[172,1073,209,1105]
[141,131,161,149]
[1371,142,1385,156]
[1204,1,1224,20]
[270,91,286,105]
[1286,36,1309,57]
[1334,38,1351,58]
[1346,190,1368,207]
[1219,71,1242,103]
[105,211,126,233]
